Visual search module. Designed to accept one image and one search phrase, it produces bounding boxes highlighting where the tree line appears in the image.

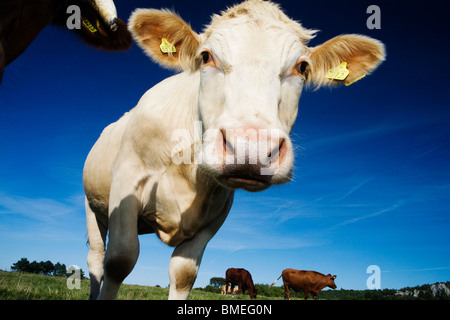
[10,258,86,279]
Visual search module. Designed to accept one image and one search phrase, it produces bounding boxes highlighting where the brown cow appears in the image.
[0,0,131,82]
[225,268,257,299]
[270,269,337,300]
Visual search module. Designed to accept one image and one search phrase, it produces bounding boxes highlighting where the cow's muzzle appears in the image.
[215,127,287,191]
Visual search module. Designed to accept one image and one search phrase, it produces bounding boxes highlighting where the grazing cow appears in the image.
[225,268,257,299]
[270,269,337,300]
[0,0,131,82]
[83,0,384,300]
[221,284,239,295]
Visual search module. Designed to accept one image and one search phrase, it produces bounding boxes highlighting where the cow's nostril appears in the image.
[220,128,234,155]
[279,138,287,160]
[268,138,286,161]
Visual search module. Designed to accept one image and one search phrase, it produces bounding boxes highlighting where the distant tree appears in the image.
[29,260,41,274]
[41,260,55,275]
[11,258,31,273]
[209,277,225,289]
[418,288,434,300]
[10,258,86,279]
[203,285,220,293]
[54,263,67,277]
[441,288,450,300]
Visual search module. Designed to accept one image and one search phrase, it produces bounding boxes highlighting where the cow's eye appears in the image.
[295,60,309,78]
[202,51,212,64]
[299,61,308,74]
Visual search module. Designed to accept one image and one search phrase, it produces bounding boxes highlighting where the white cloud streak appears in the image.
[332,177,375,203]
[0,192,86,241]
[304,117,442,155]
[329,201,404,230]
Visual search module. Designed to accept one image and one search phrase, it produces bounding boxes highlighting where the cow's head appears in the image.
[52,0,132,52]
[88,0,119,31]
[129,0,385,192]
[327,274,337,289]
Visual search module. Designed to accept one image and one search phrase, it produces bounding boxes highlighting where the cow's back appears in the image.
[226,268,252,288]
[282,269,314,291]
[226,268,243,283]
[83,111,131,215]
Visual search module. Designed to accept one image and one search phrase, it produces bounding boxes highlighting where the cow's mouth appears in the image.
[217,166,273,191]
[228,177,265,186]
[222,177,270,191]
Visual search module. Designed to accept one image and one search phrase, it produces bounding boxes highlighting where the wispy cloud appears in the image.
[403,266,450,272]
[383,266,450,273]
[332,177,375,203]
[0,192,86,241]
[329,201,404,230]
[413,141,450,159]
[209,230,323,252]
[304,117,442,155]
[210,199,325,253]
[0,193,76,222]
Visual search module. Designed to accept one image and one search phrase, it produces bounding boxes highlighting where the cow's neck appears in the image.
[132,71,205,184]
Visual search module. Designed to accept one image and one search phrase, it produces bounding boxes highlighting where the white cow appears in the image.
[83,0,385,300]
[221,284,239,295]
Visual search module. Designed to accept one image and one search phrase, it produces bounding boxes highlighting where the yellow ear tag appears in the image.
[160,38,176,54]
[345,73,366,86]
[325,62,350,81]
[83,19,98,33]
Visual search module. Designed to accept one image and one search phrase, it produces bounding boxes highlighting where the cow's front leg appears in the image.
[168,243,201,300]
[98,195,140,300]
[168,209,229,300]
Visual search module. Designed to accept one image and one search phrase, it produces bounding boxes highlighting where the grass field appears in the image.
[0,270,283,300]
[4,270,443,300]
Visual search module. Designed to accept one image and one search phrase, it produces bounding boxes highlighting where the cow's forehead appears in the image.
[200,1,316,66]
[203,24,306,74]
[202,0,317,47]
[204,0,293,34]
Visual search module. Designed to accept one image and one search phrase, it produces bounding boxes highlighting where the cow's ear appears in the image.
[129,9,200,71]
[307,34,385,88]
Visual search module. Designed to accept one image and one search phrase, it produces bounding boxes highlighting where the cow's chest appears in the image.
[138,166,234,247]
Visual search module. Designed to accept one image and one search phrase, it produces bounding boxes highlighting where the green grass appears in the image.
[7,270,442,300]
[0,270,90,300]
[0,270,277,300]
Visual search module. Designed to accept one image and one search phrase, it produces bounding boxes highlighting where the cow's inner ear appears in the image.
[307,34,385,87]
[128,9,200,71]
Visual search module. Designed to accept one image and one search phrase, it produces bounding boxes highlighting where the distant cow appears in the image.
[220,284,239,295]
[225,268,257,299]
[270,269,337,300]
[0,0,131,82]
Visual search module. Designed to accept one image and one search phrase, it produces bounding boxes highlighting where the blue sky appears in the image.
[1,0,449,291]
